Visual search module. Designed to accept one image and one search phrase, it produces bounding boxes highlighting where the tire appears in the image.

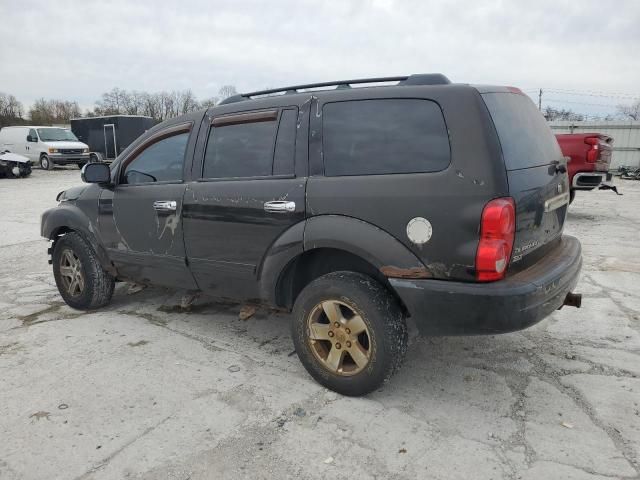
[19,162,32,177]
[291,271,408,396]
[40,154,53,170]
[52,232,115,310]
[569,190,576,204]
[78,162,87,169]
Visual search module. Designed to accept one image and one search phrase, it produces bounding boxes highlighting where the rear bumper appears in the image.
[572,172,606,190]
[390,235,582,335]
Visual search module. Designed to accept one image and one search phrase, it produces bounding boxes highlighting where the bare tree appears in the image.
[218,85,238,100]
[92,87,212,122]
[176,89,199,115]
[543,106,584,122]
[200,97,219,109]
[29,98,81,124]
[616,100,640,121]
[0,93,24,127]
[96,88,130,115]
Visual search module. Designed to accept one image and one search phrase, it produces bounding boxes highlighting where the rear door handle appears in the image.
[153,200,177,212]
[264,200,296,213]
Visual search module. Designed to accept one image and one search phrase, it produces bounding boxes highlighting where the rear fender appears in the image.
[303,215,430,279]
[257,215,429,306]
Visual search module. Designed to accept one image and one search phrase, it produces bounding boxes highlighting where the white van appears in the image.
[0,126,90,170]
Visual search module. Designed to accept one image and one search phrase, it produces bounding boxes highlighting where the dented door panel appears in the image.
[99,184,197,289]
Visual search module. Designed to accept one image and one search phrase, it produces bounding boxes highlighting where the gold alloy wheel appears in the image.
[306,300,372,376]
[59,249,85,297]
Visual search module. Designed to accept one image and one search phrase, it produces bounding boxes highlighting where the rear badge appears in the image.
[407,217,432,245]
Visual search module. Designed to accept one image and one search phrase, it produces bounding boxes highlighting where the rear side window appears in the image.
[322,99,450,176]
[204,120,275,178]
[482,92,562,170]
[273,109,297,176]
[203,108,297,178]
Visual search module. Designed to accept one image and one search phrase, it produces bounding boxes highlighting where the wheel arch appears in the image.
[42,206,115,275]
[261,215,429,312]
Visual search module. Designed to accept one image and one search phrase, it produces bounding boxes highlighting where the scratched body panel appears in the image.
[99,184,197,289]
[307,85,508,281]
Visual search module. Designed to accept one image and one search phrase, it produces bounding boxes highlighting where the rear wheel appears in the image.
[291,271,408,396]
[40,154,53,170]
[52,232,115,310]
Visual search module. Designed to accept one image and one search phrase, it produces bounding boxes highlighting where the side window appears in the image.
[28,128,37,140]
[203,114,277,179]
[202,108,297,179]
[122,132,189,185]
[322,99,450,176]
[273,109,297,176]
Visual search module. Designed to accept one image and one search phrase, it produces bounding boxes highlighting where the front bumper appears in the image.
[390,235,582,336]
[49,153,90,164]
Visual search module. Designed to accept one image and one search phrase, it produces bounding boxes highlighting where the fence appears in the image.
[549,121,640,169]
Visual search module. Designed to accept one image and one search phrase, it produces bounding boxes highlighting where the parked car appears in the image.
[555,133,613,203]
[71,115,155,163]
[0,150,31,178]
[41,74,583,396]
[0,125,90,170]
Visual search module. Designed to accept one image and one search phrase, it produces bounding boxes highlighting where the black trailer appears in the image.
[70,115,155,162]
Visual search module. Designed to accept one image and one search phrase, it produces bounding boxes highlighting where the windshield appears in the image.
[37,128,79,142]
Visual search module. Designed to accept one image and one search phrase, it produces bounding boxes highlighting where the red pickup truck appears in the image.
[555,133,613,203]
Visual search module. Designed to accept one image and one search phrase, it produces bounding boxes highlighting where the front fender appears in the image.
[303,215,430,278]
[41,203,92,240]
[41,203,114,274]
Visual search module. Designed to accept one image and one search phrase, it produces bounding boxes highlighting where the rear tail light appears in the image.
[585,137,599,163]
[475,197,515,282]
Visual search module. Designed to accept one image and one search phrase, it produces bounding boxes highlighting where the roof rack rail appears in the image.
[219,73,451,105]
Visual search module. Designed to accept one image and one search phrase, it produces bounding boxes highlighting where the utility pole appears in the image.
[538,88,543,111]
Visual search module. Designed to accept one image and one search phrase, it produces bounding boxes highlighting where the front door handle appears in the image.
[264,200,296,213]
[153,200,177,212]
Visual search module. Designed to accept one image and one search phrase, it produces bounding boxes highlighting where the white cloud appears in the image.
[1,0,638,114]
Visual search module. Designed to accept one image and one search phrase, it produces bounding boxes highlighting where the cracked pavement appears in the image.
[1,169,639,480]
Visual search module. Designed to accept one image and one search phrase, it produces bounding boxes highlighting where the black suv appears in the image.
[41,74,582,396]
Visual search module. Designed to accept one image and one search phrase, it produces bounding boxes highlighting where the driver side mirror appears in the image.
[26,135,37,142]
[81,162,111,184]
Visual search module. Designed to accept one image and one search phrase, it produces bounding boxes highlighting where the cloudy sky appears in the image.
[1,0,639,116]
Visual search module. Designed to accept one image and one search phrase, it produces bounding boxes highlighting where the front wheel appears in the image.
[40,154,53,170]
[569,190,576,204]
[52,232,115,310]
[291,271,408,396]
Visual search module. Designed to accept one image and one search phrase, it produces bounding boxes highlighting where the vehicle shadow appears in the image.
[107,283,536,402]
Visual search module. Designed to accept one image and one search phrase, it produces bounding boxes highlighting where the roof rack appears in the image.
[219,73,451,105]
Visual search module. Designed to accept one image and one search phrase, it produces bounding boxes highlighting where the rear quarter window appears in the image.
[322,99,450,176]
[482,92,562,170]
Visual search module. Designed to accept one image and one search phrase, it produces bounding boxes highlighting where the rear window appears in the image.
[482,92,562,170]
[322,99,450,176]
